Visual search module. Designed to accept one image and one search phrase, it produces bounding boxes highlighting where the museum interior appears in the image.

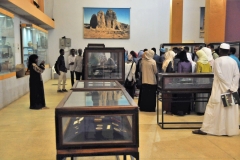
[0,0,240,159]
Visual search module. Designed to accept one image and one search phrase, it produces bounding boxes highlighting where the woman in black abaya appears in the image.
[28,54,47,110]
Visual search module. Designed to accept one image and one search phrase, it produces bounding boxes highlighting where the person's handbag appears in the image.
[124,62,134,88]
[136,72,142,89]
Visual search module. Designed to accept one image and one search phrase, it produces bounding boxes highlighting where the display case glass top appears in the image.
[83,48,125,82]
[0,10,15,75]
[63,90,130,107]
[72,80,123,90]
[158,73,214,91]
[21,24,48,67]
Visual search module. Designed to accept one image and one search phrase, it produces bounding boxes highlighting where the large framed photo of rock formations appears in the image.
[83,8,130,39]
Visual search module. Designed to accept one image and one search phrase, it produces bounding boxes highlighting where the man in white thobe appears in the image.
[193,43,239,136]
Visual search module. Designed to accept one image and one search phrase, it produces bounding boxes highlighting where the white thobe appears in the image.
[187,52,196,73]
[201,56,239,136]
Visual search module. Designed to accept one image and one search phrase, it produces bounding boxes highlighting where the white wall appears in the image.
[182,0,205,43]
[44,0,171,66]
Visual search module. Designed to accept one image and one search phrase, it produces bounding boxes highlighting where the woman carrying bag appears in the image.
[124,54,136,98]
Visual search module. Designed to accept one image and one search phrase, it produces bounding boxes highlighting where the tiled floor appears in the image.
[0,79,239,160]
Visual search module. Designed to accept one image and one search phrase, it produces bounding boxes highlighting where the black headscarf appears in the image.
[179,51,189,62]
[28,54,38,69]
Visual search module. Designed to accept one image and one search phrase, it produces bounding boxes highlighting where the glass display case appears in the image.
[83,47,125,82]
[55,85,139,159]
[157,73,214,129]
[158,73,214,92]
[0,9,15,75]
[71,80,123,91]
[20,24,48,67]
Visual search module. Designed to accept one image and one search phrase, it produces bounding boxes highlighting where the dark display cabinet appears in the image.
[55,85,139,159]
[71,80,123,91]
[83,47,125,82]
[157,73,214,129]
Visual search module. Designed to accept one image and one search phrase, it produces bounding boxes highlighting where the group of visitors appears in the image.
[124,43,239,137]
[56,48,83,92]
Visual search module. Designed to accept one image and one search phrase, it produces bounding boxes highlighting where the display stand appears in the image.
[157,73,214,129]
[55,81,139,160]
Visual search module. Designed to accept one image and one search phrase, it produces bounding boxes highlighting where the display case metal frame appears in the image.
[209,41,240,59]
[83,47,125,83]
[160,43,206,52]
[55,85,139,160]
[157,73,214,129]
[71,80,123,91]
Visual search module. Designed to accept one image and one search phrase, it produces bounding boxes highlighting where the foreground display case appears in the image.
[157,73,214,129]
[0,9,15,75]
[83,47,125,82]
[55,85,139,159]
[20,24,48,67]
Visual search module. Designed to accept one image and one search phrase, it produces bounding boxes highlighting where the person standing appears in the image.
[207,44,219,60]
[195,50,212,114]
[177,51,192,73]
[138,50,158,112]
[57,49,67,92]
[28,54,47,110]
[229,47,240,71]
[124,54,136,98]
[74,49,83,80]
[193,43,239,136]
[152,47,161,73]
[68,49,76,86]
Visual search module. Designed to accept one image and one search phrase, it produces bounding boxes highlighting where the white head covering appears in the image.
[201,47,213,61]
[162,51,175,72]
[144,50,154,60]
[220,43,230,49]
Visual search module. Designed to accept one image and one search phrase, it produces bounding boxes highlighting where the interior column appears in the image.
[169,0,183,43]
[204,0,226,44]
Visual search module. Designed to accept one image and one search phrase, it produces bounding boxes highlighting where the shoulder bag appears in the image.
[124,62,134,88]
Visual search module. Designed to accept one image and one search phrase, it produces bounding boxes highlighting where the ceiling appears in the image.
[0,0,54,29]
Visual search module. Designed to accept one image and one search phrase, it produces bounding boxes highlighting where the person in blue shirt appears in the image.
[229,47,240,71]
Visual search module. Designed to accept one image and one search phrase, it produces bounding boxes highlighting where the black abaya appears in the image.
[29,64,46,109]
[138,84,157,112]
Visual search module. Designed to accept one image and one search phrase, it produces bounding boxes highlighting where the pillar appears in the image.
[204,0,226,44]
[169,0,183,43]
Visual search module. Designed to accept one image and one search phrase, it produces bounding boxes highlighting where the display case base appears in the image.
[56,147,139,160]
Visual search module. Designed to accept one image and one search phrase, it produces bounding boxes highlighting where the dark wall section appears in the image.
[225,0,240,41]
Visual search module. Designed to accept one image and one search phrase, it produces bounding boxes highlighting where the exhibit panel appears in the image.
[72,80,123,91]
[0,9,15,75]
[21,24,48,67]
[157,73,214,129]
[83,47,125,82]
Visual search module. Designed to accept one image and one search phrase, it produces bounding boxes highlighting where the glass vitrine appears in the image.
[55,89,138,150]
[0,9,15,75]
[21,24,48,67]
[83,47,125,82]
[158,73,214,92]
[71,80,123,91]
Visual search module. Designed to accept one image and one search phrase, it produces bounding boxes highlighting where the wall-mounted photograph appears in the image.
[83,8,130,39]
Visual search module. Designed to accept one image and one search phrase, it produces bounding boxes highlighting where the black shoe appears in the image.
[57,90,63,92]
[62,89,68,92]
